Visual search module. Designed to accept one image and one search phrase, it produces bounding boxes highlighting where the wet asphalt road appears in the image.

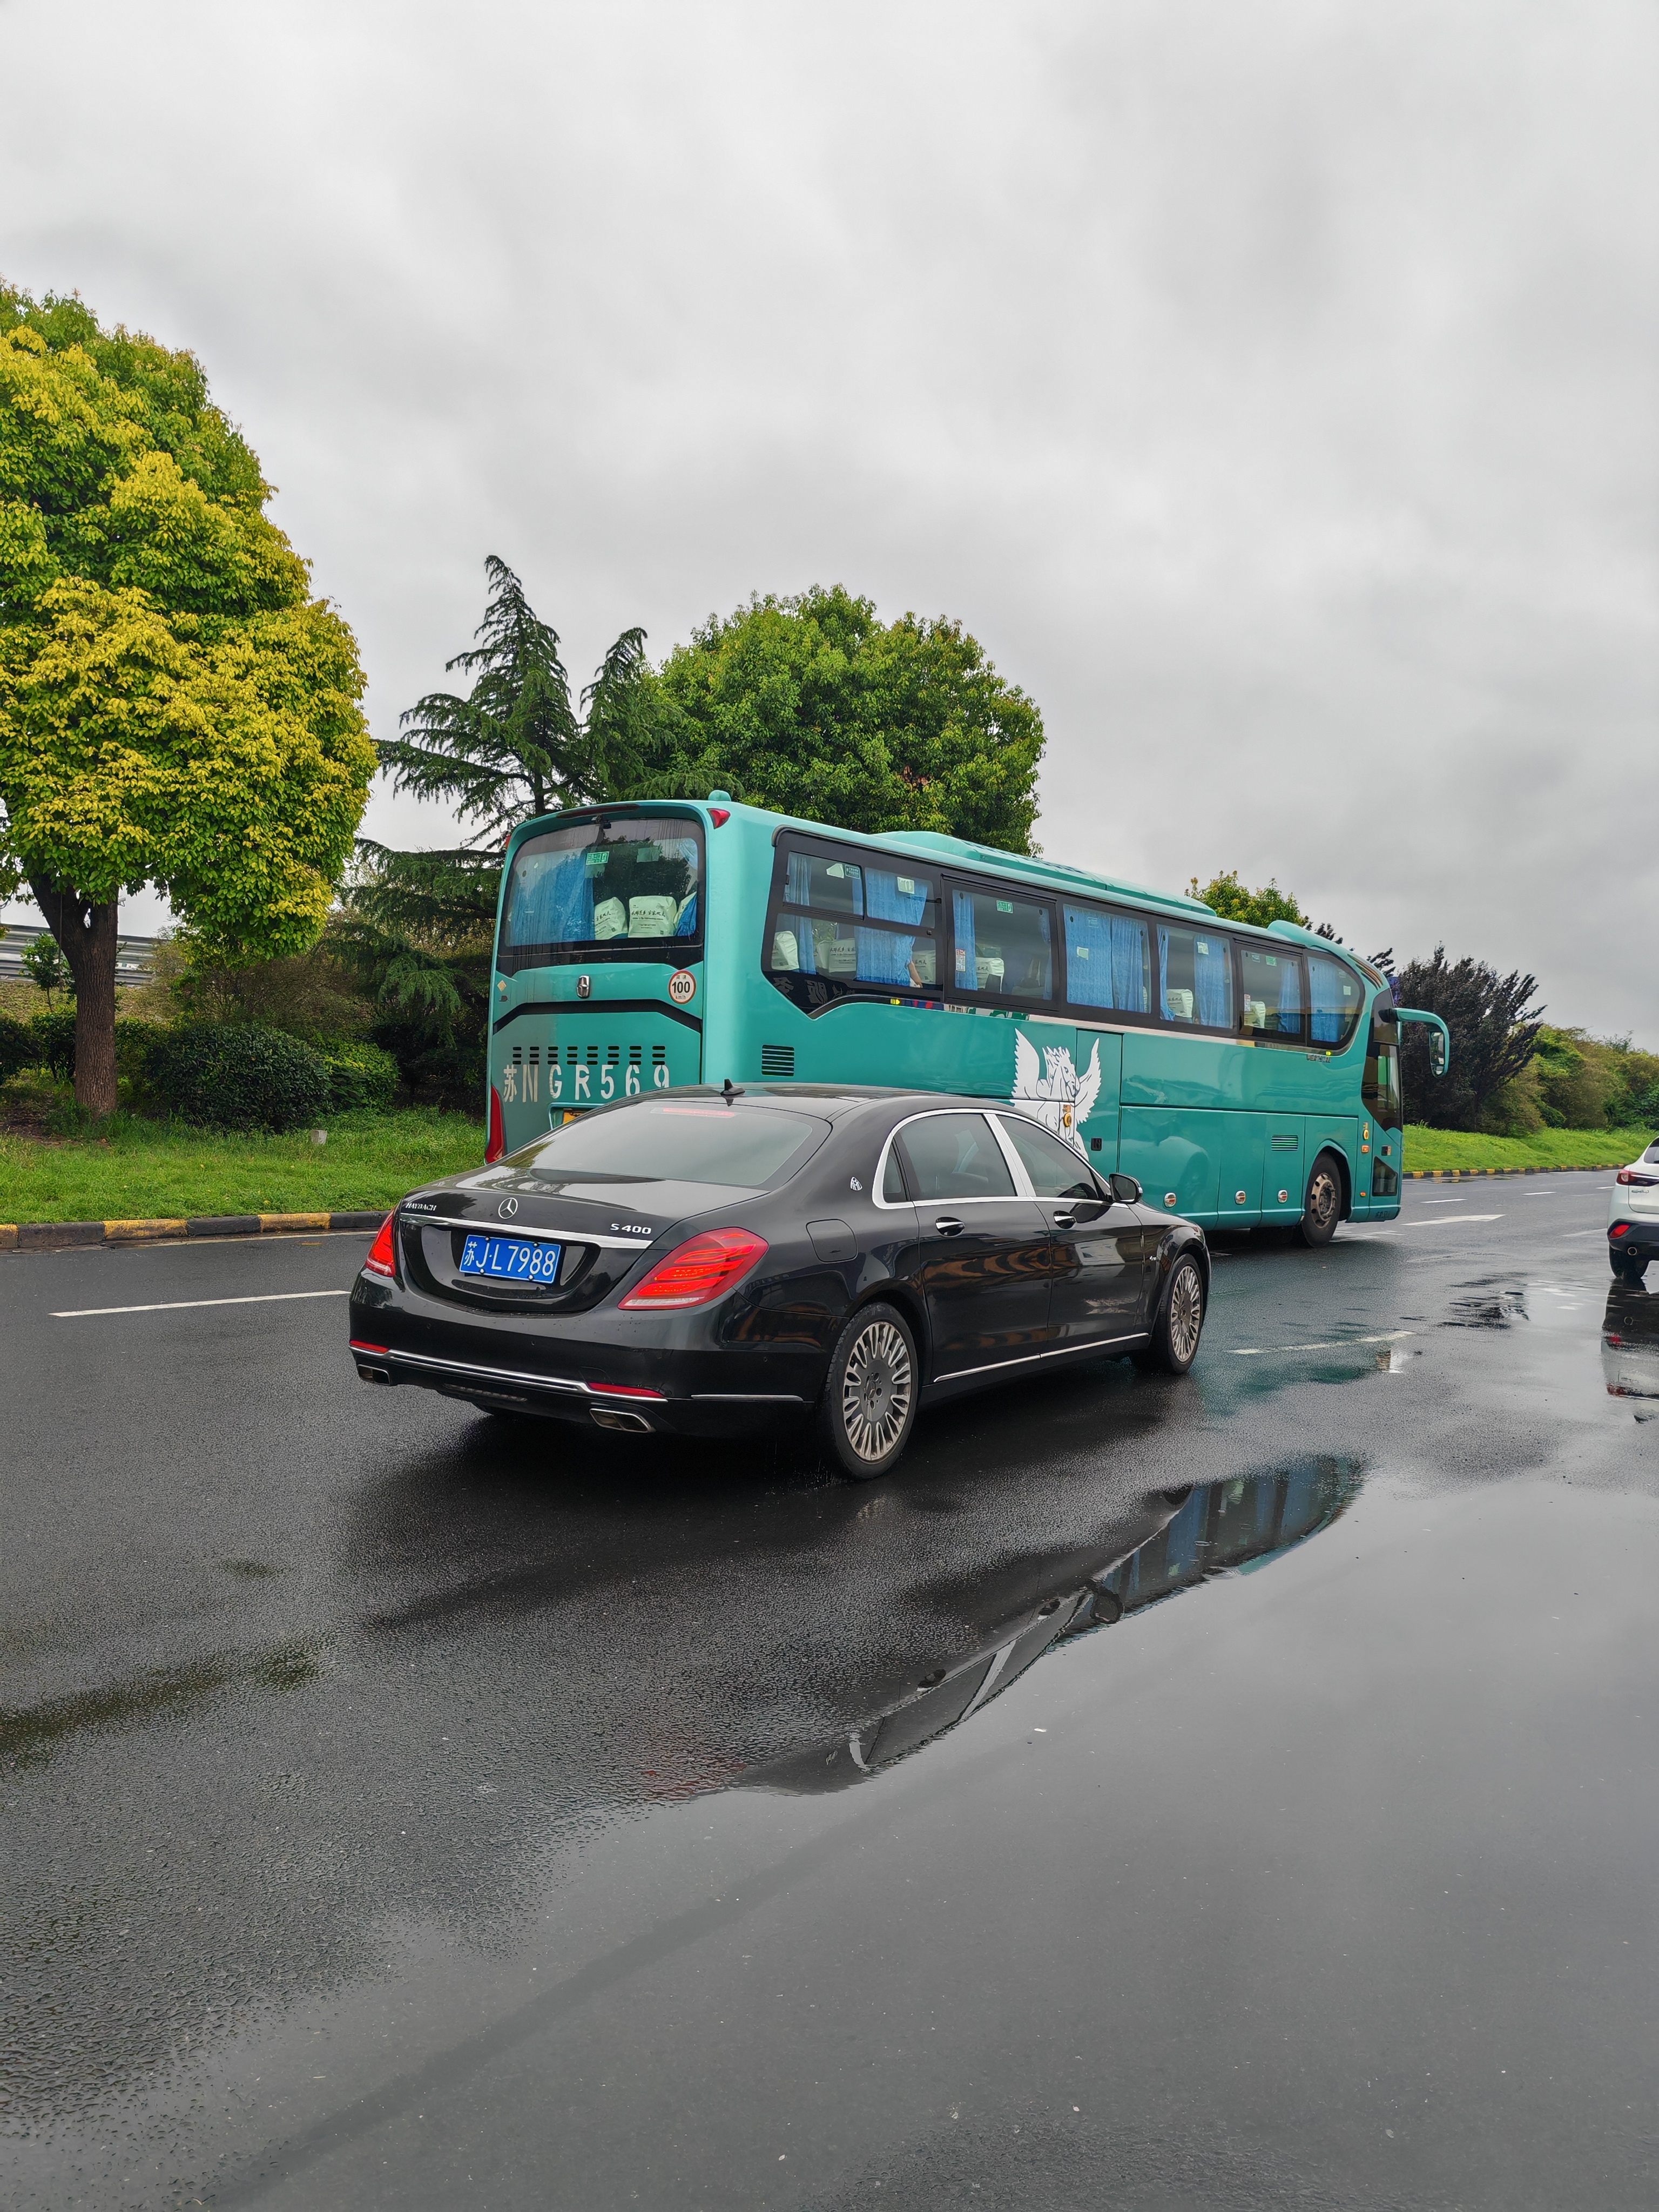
[3,1177,1657,2210]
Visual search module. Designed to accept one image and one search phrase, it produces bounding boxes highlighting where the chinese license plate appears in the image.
[459,1234,562,1284]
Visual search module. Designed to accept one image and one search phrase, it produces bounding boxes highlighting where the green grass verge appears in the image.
[1403,1124,1653,1175]
[0,1109,483,1223]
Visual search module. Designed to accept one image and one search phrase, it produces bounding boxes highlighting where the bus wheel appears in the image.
[1298,1154,1344,1247]
[819,1301,918,1480]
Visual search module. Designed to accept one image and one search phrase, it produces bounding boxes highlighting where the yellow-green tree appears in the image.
[0,288,375,1114]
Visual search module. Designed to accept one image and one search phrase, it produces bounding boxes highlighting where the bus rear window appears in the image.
[501,818,704,968]
[519,1100,826,1186]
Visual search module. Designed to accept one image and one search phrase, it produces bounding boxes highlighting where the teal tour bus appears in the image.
[484,795,1449,1241]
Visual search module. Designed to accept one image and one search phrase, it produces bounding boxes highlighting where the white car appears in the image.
[1608,1142,1659,1280]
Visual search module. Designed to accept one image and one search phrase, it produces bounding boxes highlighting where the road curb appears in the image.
[1405,1163,1623,1180]
[0,1209,388,1252]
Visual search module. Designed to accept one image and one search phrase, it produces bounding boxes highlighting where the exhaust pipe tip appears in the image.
[591,1406,653,1433]
[355,1364,393,1385]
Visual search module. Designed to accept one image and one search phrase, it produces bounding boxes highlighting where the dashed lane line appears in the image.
[52,1290,352,1319]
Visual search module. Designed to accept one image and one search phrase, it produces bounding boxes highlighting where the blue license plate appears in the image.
[459,1234,562,1284]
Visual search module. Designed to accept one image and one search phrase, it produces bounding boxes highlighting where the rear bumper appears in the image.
[1609,1219,1659,1258]
[347,1288,821,1437]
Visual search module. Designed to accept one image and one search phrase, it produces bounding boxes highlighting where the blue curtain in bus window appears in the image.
[952,889,977,990]
[1308,955,1346,1042]
[1064,907,1115,1007]
[1156,927,1176,1019]
[509,849,592,946]
[1111,917,1149,1011]
[1276,956,1302,1027]
[674,892,698,938]
[858,867,928,986]
[1194,937,1231,1028]
[784,851,816,909]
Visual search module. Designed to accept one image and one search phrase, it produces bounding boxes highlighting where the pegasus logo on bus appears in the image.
[1013,1033,1103,1154]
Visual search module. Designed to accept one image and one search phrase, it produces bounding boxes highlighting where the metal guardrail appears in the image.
[0,921,158,986]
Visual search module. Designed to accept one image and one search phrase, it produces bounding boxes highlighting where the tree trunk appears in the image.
[27,879,120,1117]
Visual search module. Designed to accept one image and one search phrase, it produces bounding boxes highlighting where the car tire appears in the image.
[1611,1250,1649,1282]
[1134,1254,1206,1375]
[818,1300,919,1481]
[1298,1152,1344,1247]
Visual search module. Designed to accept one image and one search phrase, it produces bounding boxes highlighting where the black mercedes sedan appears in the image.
[347,1084,1210,1478]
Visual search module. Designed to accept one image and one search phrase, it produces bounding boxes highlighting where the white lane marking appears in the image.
[1233,1331,1415,1357]
[1565,1229,1614,1238]
[52,1290,351,1319]
[1404,1213,1502,1225]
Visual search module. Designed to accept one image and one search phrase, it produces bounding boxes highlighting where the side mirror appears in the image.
[1109,1172,1143,1205]
[1394,1008,1452,1078]
[1429,1030,1447,1077]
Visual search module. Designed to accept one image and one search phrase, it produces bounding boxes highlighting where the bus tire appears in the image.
[818,1300,918,1481]
[1132,1255,1206,1375]
[1298,1152,1344,1247]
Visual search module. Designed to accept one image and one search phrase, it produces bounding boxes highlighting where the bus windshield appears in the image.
[500,817,704,970]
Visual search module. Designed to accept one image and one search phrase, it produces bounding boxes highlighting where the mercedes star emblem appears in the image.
[498,1197,519,1218]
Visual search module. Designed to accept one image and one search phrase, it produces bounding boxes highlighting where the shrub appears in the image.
[0,1013,33,1081]
[147,1022,329,1131]
[29,1007,78,1079]
[320,1038,400,1114]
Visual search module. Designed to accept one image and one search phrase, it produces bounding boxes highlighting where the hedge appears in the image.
[145,1022,331,1132]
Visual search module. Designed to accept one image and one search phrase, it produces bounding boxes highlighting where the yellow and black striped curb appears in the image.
[1406,1164,1623,1180]
[0,1210,388,1252]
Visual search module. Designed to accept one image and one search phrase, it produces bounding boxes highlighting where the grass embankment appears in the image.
[1403,1124,1651,1175]
[0,1109,483,1224]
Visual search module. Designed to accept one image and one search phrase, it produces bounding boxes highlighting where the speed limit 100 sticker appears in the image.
[668,969,697,1006]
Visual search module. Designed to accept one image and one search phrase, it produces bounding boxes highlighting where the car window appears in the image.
[994,1115,1101,1200]
[518,1101,825,1185]
[1644,1144,1659,1165]
[881,1143,910,1202]
[896,1112,1017,1202]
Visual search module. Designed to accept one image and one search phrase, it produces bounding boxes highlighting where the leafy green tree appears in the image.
[21,930,71,1005]
[379,556,649,845]
[332,842,500,1107]
[0,286,375,1114]
[1189,869,1309,928]
[1395,946,1542,1130]
[620,585,1044,853]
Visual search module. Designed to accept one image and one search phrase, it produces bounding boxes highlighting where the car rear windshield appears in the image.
[500,817,704,968]
[518,1101,827,1186]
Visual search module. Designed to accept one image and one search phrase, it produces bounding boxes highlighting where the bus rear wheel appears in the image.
[1298,1153,1344,1247]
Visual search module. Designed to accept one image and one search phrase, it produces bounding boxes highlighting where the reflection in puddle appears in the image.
[1445,1278,1595,1333]
[1603,1282,1659,1414]
[752,1458,1364,1794]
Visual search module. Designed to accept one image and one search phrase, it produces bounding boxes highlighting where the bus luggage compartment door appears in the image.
[1118,1107,1222,1225]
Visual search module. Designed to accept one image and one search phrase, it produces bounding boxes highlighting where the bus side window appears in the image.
[765,839,940,1002]
[1156,926,1233,1029]
[1307,954,1363,1047]
[1237,945,1305,1040]
[1064,905,1150,1014]
[950,887,1054,1000]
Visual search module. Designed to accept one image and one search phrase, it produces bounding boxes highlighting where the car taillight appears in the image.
[1616,1169,1657,1186]
[618,1227,768,1310]
[363,1216,397,1278]
[486,1085,505,1163]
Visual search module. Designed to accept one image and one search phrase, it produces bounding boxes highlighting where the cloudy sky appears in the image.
[2,0,1654,1033]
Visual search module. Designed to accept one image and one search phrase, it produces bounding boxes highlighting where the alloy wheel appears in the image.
[1307,1167,1340,1231]
[840,1318,914,1464]
[1168,1263,1204,1366]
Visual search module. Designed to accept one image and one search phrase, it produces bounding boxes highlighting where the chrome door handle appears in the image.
[934,1216,964,1236]
[1051,1212,1076,1229]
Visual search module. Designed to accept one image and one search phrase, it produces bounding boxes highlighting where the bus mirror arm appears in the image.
[1395,1009,1451,1077]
